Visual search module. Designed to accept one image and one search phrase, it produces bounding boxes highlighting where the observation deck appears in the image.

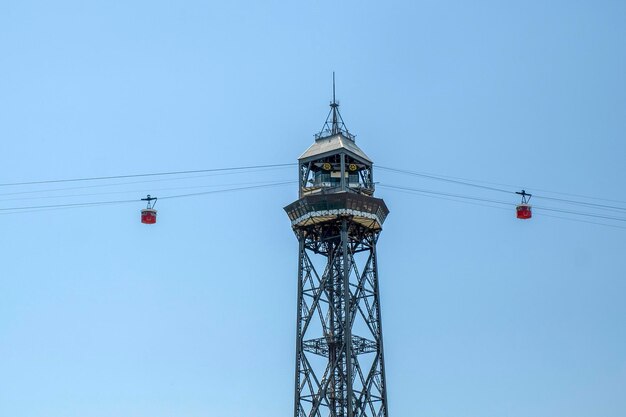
[284,192,389,231]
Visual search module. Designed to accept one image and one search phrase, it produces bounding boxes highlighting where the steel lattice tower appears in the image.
[285,81,390,417]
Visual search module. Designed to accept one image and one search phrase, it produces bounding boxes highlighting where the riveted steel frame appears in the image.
[293,218,389,417]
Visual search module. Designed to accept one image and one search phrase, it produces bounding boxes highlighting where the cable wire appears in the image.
[533,206,626,222]
[0,163,296,188]
[0,181,295,213]
[3,160,623,211]
[377,165,626,212]
[0,166,295,198]
[378,184,512,206]
[377,166,512,194]
[379,183,626,225]
[0,179,293,203]
[532,195,626,213]
[2,159,624,229]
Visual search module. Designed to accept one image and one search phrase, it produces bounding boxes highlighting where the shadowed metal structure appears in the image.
[285,78,390,417]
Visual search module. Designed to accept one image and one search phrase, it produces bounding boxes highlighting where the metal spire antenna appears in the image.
[285,91,390,417]
[331,72,339,134]
[317,73,355,140]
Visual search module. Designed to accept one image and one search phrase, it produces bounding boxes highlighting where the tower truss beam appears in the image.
[291,214,389,417]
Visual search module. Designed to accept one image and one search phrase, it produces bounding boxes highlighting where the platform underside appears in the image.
[285,192,389,231]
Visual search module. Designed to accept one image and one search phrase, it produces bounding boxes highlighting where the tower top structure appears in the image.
[288,77,387,226]
[296,74,374,199]
[316,72,355,141]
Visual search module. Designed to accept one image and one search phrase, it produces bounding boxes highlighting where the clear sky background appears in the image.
[1,1,625,416]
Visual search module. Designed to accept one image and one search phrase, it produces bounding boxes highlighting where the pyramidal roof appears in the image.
[299,133,372,163]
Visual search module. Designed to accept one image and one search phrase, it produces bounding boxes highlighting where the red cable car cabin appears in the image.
[141,208,157,224]
[516,203,532,219]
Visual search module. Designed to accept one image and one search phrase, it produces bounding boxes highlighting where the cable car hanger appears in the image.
[516,190,532,220]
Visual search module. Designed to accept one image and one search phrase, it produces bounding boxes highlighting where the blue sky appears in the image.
[1,1,625,416]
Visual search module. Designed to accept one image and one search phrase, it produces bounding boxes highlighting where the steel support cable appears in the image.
[0,181,295,213]
[537,212,626,230]
[531,195,626,213]
[0,163,297,188]
[0,198,138,212]
[383,185,626,230]
[0,179,294,203]
[158,181,295,200]
[381,185,514,214]
[0,166,296,198]
[377,166,514,194]
[520,186,626,205]
[378,184,512,206]
[377,165,626,207]
[533,206,626,222]
[380,184,626,229]
[379,183,626,224]
[2,159,623,215]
